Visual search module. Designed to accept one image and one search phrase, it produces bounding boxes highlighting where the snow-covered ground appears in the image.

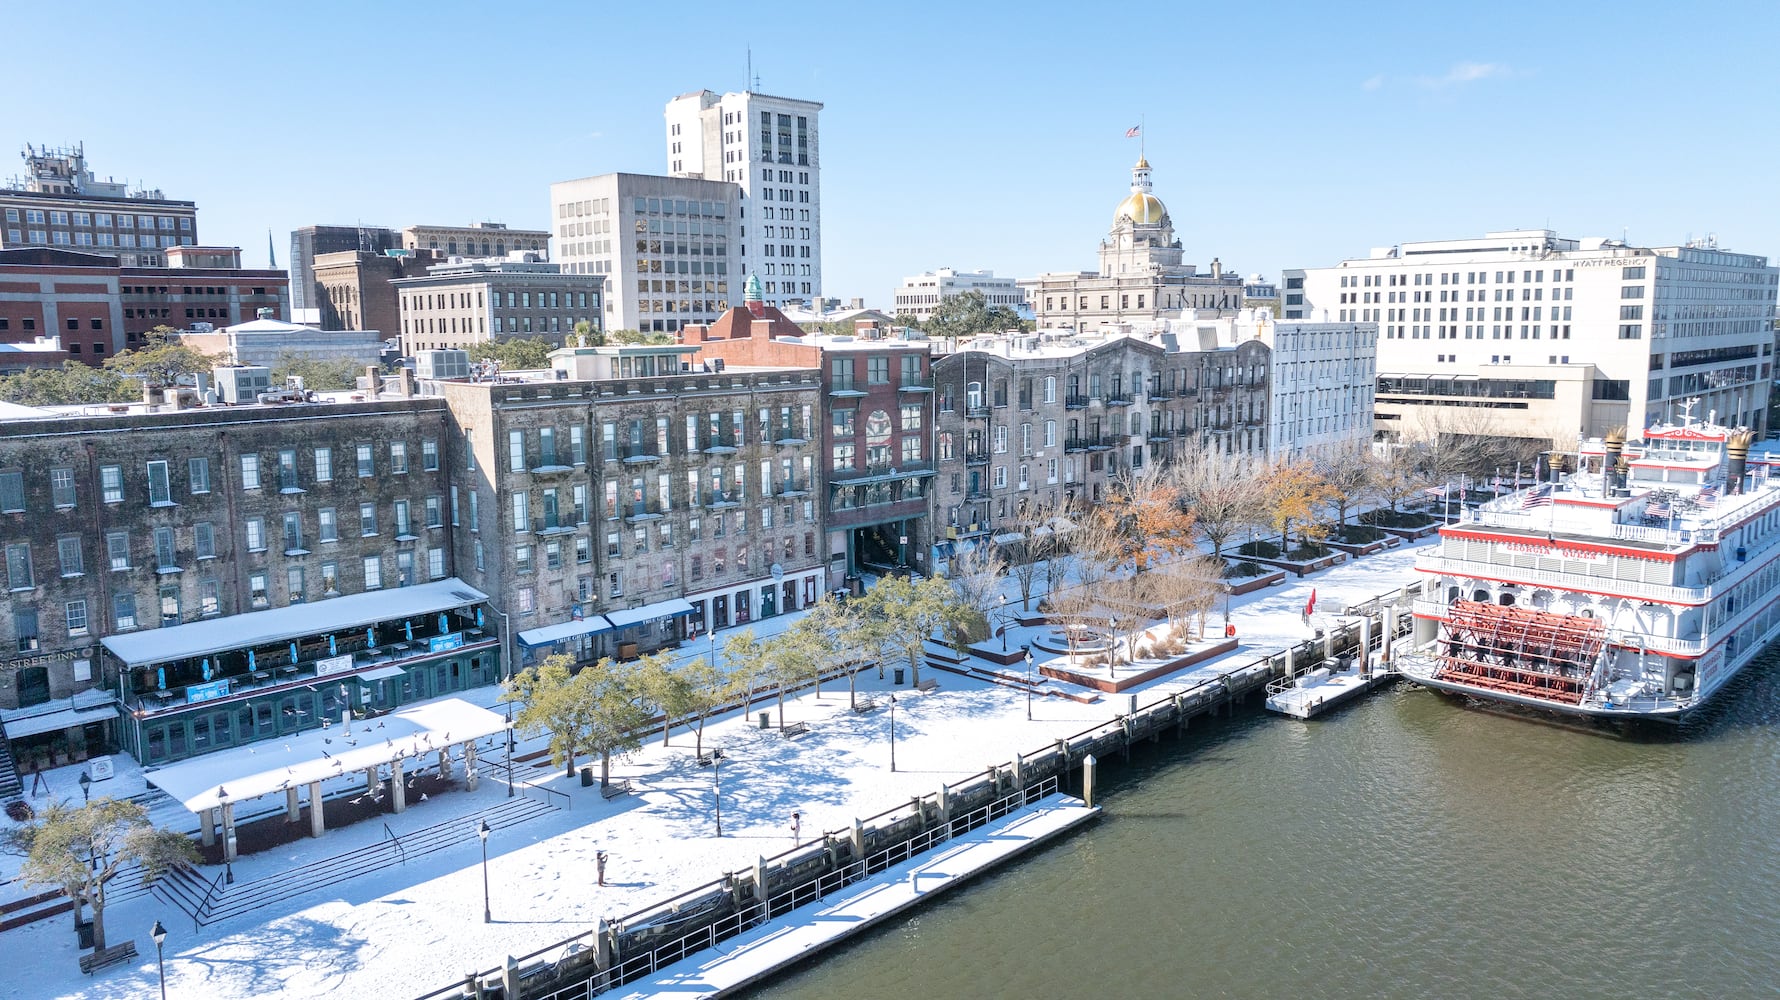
[6,539,1430,1000]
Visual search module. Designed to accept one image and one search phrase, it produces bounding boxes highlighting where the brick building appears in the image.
[0,247,288,365]
[683,277,935,584]
[1,143,197,268]
[394,255,603,353]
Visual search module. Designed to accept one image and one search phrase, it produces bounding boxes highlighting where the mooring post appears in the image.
[1083,754,1098,809]
[1013,753,1025,789]
[851,817,864,861]
[755,856,769,902]
[1360,614,1373,676]
[594,916,612,977]
[1382,604,1397,667]
[938,784,951,825]
[501,956,519,1000]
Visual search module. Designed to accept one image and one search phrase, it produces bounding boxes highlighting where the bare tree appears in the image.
[1006,496,1060,611]
[1317,442,1386,540]
[1171,446,1263,563]
[946,539,1005,628]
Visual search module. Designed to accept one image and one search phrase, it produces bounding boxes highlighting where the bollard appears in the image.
[1382,604,1397,667]
[851,817,864,862]
[1083,754,1098,809]
[1359,615,1373,676]
[755,855,769,902]
[501,956,519,1000]
[1012,753,1025,789]
[938,784,951,824]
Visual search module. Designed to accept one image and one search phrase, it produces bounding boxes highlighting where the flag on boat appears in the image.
[1646,499,1670,518]
[1492,475,1504,492]
[1521,484,1553,509]
[1697,484,1719,508]
[1125,125,1142,138]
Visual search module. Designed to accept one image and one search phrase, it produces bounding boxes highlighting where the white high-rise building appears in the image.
[1288,229,1779,445]
[664,89,822,310]
[892,268,1027,321]
[549,173,740,334]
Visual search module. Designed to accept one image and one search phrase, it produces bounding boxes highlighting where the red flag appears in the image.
[1304,588,1317,617]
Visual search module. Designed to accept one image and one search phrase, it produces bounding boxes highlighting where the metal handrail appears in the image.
[384,822,405,865]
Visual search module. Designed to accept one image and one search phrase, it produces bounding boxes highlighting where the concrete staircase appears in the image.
[154,794,557,928]
[0,720,23,800]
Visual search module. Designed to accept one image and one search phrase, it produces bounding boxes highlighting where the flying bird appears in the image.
[321,750,332,759]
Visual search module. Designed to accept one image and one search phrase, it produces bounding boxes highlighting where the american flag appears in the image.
[1646,499,1670,519]
[1521,484,1553,509]
[1424,485,1448,498]
[1696,485,1719,508]
[1125,125,1142,138]
[1491,475,1504,492]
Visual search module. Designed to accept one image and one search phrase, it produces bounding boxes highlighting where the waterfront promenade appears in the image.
[0,539,1432,1000]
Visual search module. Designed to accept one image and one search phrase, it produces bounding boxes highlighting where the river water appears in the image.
[750,654,1780,999]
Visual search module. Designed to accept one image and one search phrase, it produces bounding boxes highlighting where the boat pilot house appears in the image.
[100,579,499,765]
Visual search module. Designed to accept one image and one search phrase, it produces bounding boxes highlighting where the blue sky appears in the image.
[9,1,1778,304]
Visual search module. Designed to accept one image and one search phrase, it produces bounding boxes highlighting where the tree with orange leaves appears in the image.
[1262,461,1338,554]
[1098,468,1198,574]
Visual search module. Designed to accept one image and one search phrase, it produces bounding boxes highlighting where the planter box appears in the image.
[1376,522,1440,541]
[1324,538,1388,556]
[1040,636,1239,693]
[1248,552,1350,577]
[1225,570,1288,596]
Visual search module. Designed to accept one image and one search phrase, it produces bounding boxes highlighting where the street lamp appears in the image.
[1106,616,1118,680]
[150,919,167,1000]
[712,745,723,837]
[478,819,491,923]
[1023,645,1034,721]
[888,694,898,772]
[997,594,1010,652]
[78,771,90,804]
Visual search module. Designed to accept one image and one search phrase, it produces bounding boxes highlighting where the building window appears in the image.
[314,447,333,482]
[194,522,215,559]
[101,464,125,503]
[360,503,377,536]
[5,543,33,590]
[509,430,526,472]
[363,556,382,590]
[65,599,88,636]
[244,518,266,552]
[428,547,446,579]
[356,444,374,477]
[146,460,172,505]
[390,441,409,474]
[51,467,76,507]
[154,526,177,570]
[113,592,138,629]
[57,536,82,576]
[240,454,261,490]
[187,457,210,494]
[106,531,130,571]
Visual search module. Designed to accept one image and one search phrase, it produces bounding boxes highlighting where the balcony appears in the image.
[623,503,665,523]
[829,380,865,397]
[945,523,989,539]
[775,479,810,498]
[1065,436,1116,452]
[829,461,936,485]
[707,490,742,509]
[1148,386,1174,400]
[530,458,574,475]
[964,449,990,466]
[1064,394,1089,410]
[1105,394,1134,407]
[621,447,661,464]
[773,431,808,447]
[965,405,990,419]
[536,517,579,536]
[897,380,933,393]
[702,436,738,455]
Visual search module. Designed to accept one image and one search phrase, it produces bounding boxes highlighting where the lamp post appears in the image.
[712,744,723,837]
[495,606,514,799]
[888,694,898,772]
[150,919,167,1000]
[478,818,491,923]
[1107,616,1118,680]
[78,771,90,804]
[1023,646,1034,721]
[997,594,1010,652]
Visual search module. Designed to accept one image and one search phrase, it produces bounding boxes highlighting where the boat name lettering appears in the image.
[1494,541,1606,562]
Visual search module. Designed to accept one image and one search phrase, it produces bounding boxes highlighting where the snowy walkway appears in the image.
[610,794,1099,1000]
[0,538,1432,1000]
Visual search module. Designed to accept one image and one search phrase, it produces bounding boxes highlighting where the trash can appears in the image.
[76,919,94,949]
[893,668,905,685]
[580,766,594,787]
[758,711,770,729]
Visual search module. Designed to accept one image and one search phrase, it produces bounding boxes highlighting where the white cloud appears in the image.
[1418,61,1513,88]
[1361,74,1385,91]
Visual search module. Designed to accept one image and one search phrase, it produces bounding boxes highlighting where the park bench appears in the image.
[913,678,940,694]
[79,941,138,975]
[599,778,632,800]
[695,749,726,767]
[852,697,877,714]
[781,721,811,738]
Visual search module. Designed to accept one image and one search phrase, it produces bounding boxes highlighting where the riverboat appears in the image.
[1398,406,1780,721]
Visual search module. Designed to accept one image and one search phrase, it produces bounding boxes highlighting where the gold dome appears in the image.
[1114,191,1166,225]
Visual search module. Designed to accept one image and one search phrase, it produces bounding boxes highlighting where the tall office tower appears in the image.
[664,89,822,309]
[1,143,198,267]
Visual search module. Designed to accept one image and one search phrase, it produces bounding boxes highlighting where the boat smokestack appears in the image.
[1604,427,1626,496]
[1727,429,1755,494]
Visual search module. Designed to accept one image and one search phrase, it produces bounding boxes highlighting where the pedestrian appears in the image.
[596,849,608,887]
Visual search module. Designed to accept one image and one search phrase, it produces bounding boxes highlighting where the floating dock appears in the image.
[609,794,1099,999]
[1264,660,1396,719]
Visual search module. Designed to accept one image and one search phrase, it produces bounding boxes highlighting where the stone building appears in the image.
[1020,157,1245,333]
[402,222,547,260]
[393,255,603,353]
[288,225,399,313]
[312,249,434,336]
[930,325,1271,560]
[431,343,824,662]
[0,386,502,770]
[682,278,935,584]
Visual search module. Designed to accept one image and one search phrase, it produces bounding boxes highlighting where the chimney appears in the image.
[398,367,417,398]
[365,366,382,395]
[1210,257,1223,280]
[1603,427,1626,495]
[1727,429,1755,494]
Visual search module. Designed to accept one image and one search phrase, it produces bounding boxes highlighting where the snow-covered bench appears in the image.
[913,678,940,694]
[781,721,811,738]
[79,941,137,975]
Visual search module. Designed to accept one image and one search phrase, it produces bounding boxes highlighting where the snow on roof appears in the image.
[146,698,510,814]
[101,579,489,666]
[518,616,615,647]
[605,598,694,629]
